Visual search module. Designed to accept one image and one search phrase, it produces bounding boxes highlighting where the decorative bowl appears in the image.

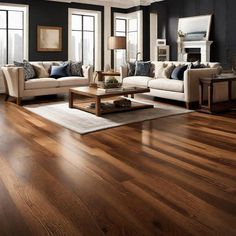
[101,82,122,89]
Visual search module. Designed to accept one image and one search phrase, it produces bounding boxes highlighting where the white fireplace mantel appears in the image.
[177,40,213,62]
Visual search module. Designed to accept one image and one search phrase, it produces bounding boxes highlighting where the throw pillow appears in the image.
[188,61,208,69]
[149,63,155,77]
[171,65,188,80]
[32,64,49,78]
[135,61,151,76]
[70,61,83,77]
[42,62,60,74]
[50,65,68,79]
[127,62,136,76]
[14,60,36,80]
[162,64,175,79]
[154,62,167,78]
[209,63,222,75]
[62,61,72,76]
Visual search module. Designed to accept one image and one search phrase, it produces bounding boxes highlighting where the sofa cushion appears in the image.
[135,61,151,76]
[50,65,68,79]
[32,64,49,78]
[171,65,188,80]
[61,61,72,76]
[14,60,36,80]
[127,62,136,76]
[57,77,88,87]
[163,64,175,78]
[25,78,59,90]
[148,78,184,93]
[70,61,83,77]
[30,62,44,67]
[123,76,154,87]
[42,62,61,74]
[208,62,222,75]
[152,62,166,78]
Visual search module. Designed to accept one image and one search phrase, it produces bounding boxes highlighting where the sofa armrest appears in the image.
[82,65,93,83]
[184,68,218,103]
[2,67,25,97]
[120,65,128,80]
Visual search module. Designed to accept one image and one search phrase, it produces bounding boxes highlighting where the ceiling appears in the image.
[48,0,163,8]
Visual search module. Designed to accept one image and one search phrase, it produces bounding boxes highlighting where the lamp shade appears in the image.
[108,36,126,50]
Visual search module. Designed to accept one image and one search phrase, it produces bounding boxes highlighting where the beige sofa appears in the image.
[1,61,93,105]
[120,61,232,109]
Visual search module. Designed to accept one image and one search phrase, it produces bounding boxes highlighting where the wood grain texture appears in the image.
[0,95,236,236]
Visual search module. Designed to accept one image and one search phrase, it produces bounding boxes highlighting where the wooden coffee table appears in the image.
[69,86,153,116]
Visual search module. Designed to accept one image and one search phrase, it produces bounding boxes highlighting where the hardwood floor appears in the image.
[0,95,236,236]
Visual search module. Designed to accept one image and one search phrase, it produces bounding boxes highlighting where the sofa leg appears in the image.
[5,94,9,102]
[186,102,190,109]
[16,97,22,106]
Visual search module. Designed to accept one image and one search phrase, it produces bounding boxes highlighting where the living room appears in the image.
[0,0,236,235]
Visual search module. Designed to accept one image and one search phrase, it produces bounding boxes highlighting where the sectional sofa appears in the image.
[120,61,227,109]
[2,61,93,105]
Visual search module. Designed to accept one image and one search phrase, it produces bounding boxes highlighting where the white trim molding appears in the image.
[68,8,102,70]
[0,3,29,94]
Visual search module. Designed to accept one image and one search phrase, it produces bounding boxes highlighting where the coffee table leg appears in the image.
[95,97,101,116]
[69,91,74,108]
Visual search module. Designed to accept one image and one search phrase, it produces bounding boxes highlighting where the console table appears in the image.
[94,71,120,82]
[199,74,236,113]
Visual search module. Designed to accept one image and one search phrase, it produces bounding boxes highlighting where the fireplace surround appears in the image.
[178,40,213,62]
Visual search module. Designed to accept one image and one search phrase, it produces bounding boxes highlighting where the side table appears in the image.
[94,71,120,82]
[198,74,236,113]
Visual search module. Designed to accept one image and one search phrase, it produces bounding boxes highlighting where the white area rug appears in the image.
[24,100,192,134]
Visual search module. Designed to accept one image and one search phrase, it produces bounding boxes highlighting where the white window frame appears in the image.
[114,10,143,69]
[0,3,29,63]
[68,8,102,70]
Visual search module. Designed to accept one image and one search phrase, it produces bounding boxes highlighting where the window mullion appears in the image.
[82,15,84,65]
[6,10,8,64]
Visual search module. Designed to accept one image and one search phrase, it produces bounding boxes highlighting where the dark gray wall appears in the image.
[150,0,236,69]
[0,0,104,67]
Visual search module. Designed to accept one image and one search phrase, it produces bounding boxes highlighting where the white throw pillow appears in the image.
[154,62,167,78]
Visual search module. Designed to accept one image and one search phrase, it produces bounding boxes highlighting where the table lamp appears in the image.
[108,36,127,71]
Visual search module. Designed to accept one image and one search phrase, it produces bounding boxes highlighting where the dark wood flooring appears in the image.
[0,95,236,236]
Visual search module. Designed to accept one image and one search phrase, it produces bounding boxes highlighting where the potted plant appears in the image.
[177,30,185,54]
[177,30,185,41]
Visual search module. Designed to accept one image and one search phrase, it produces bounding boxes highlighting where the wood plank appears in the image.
[1,95,236,235]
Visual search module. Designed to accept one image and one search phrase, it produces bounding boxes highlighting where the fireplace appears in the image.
[178,40,213,62]
[177,15,213,62]
[185,48,201,62]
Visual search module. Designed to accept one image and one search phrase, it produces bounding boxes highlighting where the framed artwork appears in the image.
[156,39,166,46]
[37,26,62,52]
[178,15,212,41]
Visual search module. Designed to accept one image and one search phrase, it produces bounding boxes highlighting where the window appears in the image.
[0,4,28,66]
[71,14,95,66]
[114,18,126,70]
[127,18,138,62]
[114,16,139,70]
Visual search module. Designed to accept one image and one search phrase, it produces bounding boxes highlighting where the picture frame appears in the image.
[156,39,166,46]
[178,14,212,41]
[37,26,62,52]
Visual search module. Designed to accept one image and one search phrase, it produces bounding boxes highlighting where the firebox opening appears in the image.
[185,48,201,62]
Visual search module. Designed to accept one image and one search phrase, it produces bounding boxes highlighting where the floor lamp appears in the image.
[108,36,127,71]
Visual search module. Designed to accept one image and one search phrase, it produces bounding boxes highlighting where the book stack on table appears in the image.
[114,99,132,108]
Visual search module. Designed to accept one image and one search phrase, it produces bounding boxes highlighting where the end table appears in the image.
[198,74,236,113]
